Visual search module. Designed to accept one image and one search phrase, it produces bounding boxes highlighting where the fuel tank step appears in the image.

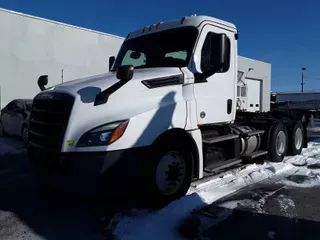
[204,158,242,173]
[202,134,239,144]
[242,150,268,160]
[240,130,265,137]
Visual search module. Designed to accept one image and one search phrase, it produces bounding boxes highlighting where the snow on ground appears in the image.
[110,141,320,240]
[276,194,297,218]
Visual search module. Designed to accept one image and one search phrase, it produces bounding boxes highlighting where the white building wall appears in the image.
[0,8,124,109]
[237,56,271,112]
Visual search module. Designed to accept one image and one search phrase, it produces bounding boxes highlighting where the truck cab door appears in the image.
[192,24,237,125]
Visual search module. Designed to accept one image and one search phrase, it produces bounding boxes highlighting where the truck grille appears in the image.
[28,92,74,153]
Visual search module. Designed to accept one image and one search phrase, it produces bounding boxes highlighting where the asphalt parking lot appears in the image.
[0,137,108,240]
[181,177,320,240]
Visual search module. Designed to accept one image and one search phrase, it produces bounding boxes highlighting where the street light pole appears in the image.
[301,67,306,93]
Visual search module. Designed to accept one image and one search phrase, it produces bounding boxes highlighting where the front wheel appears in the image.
[148,139,193,206]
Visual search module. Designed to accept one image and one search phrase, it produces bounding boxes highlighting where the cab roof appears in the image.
[126,15,237,40]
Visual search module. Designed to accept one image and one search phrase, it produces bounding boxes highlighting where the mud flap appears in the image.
[303,125,308,148]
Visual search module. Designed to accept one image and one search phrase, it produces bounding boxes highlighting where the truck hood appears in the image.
[46,67,183,96]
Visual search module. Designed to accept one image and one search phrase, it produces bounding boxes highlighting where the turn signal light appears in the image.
[109,120,129,144]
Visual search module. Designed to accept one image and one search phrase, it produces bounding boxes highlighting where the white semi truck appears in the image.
[28,15,310,205]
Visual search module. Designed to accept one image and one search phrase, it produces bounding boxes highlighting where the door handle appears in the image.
[227,99,232,114]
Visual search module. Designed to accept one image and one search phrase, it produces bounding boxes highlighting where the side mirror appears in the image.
[116,65,134,82]
[212,33,230,72]
[195,33,230,82]
[38,75,48,91]
[109,56,115,71]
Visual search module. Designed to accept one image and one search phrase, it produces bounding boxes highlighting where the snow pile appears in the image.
[109,141,320,240]
[276,194,297,218]
[218,197,267,214]
[281,159,320,188]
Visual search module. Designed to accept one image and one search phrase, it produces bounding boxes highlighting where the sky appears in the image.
[0,0,319,92]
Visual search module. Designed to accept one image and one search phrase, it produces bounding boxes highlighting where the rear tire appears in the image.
[147,137,193,207]
[288,121,304,156]
[268,122,288,162]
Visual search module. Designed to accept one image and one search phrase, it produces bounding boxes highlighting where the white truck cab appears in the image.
[28,15,308,205]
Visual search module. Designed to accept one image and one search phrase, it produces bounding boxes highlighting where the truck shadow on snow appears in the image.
[0,91,178,239]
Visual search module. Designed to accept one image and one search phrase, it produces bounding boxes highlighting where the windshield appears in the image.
[111,27,198,71]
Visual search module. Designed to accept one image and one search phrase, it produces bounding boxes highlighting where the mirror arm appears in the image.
[194,66,222,82]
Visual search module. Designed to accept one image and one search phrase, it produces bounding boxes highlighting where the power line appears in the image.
[304,76,320,81]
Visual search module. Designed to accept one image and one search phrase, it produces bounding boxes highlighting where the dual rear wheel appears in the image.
[269,121,304,163]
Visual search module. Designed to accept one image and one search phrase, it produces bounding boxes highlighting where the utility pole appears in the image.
[301,67,306,92]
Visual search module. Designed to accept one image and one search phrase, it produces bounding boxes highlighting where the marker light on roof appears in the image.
[126,32,131,38]
[142,26,147,33]
[156,22,161,30]
[180,17,186,24]
[148,24,154,31]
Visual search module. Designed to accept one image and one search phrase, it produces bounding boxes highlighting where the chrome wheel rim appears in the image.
[295,128,303,150]
[156,151,186,195]
[276,130,286,156]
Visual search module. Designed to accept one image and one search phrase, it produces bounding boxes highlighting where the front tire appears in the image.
[268,122,288,162]
[148,138,193,206]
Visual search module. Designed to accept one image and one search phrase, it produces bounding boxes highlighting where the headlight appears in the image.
[76,120,129,147]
